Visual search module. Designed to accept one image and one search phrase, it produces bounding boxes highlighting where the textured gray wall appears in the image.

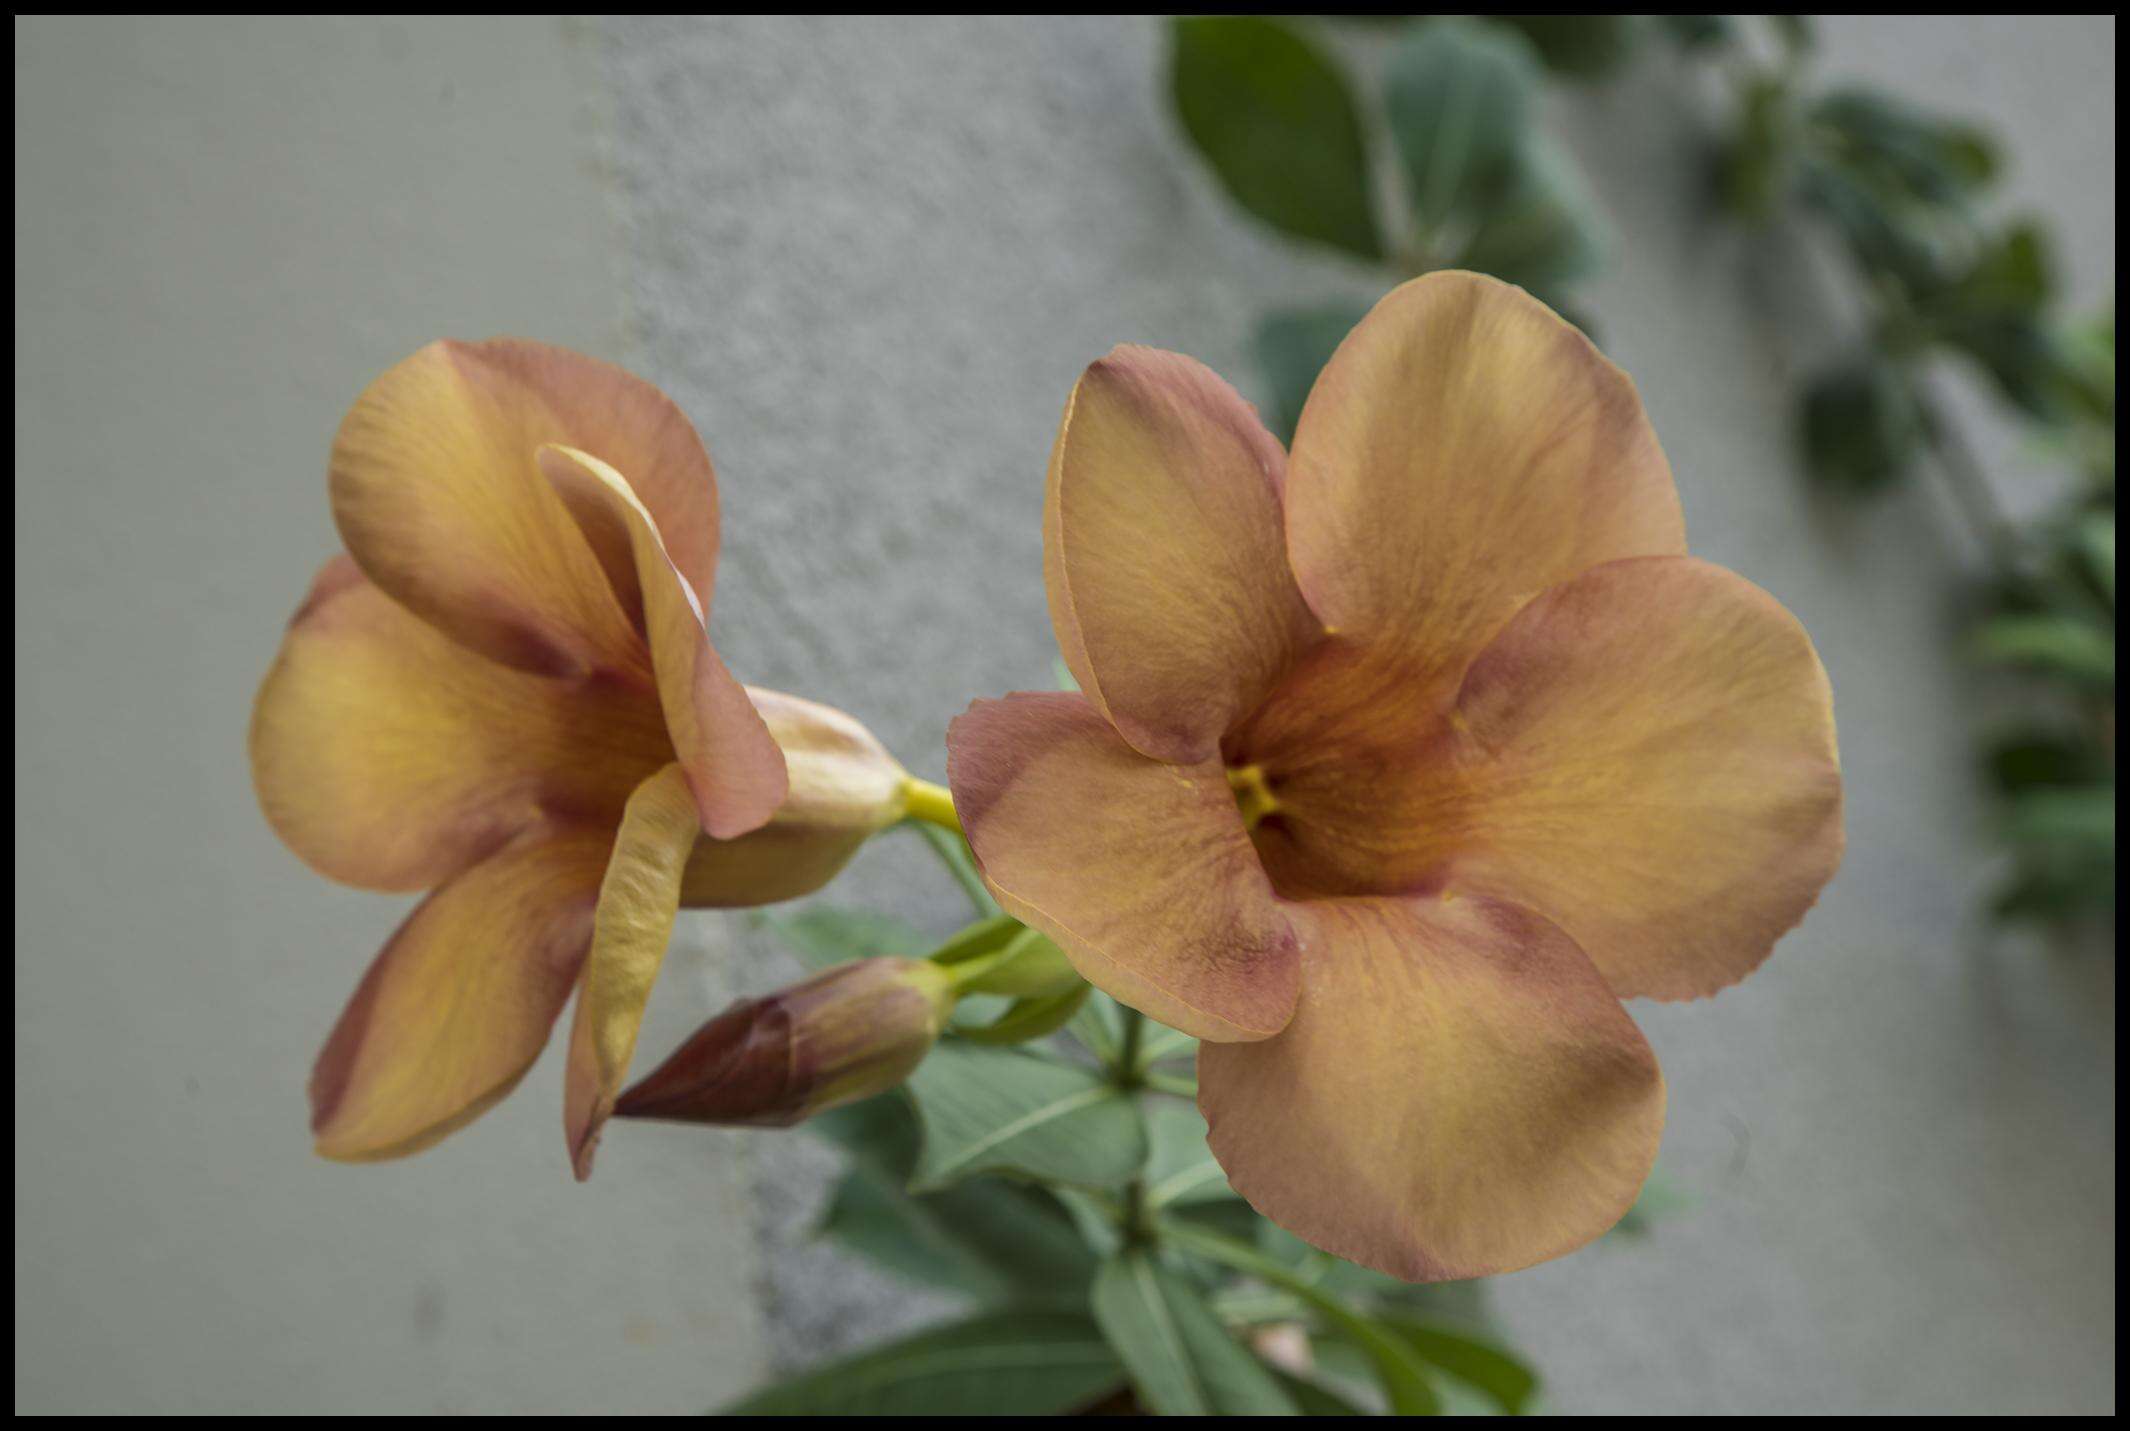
[14,13,2115,1415]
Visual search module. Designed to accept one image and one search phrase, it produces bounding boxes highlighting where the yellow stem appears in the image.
[901,777,963,834]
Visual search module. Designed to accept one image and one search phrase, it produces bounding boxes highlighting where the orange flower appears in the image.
[947,274,1843,1279]
[251,340,909,1175]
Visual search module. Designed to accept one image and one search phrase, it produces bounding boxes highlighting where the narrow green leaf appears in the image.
[1377,1317,1541,1414]
[1091,1251,1298,1415]
[1169,16,1381,259]
[906,1041,1148,1190]
[957,982,1093,1045]
[1800,355,1922,493]
[1383,18,1540,238]
[1270,1368,1369,1415]
[716,1310,1123,1416]
[762,906,930,970]
[1972,613,2116,687]
[818,1162,1097,1303]
[1143,1101,1233,1211]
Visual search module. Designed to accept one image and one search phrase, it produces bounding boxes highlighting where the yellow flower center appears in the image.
[1226,763,1279,831]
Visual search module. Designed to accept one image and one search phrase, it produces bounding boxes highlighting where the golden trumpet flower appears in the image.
[948,273,1843,1279]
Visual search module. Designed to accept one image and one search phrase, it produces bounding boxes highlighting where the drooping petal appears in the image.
[538,446,787,840]
[679,688,910,907]
[563,764,706,1179]
[329,341,651,676]
[1046,346,1320,763]
[251,555,673,892]
[946,692,1298,1042]
[309,829,612,1161]
[1433,556,1845,1000]
[1199,896,1664,1282]
[1284,272,1685,711]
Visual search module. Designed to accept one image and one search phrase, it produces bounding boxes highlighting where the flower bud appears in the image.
[614,957,955,1128]
[679,689,911,908]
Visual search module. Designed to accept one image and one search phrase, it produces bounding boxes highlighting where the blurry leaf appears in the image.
[1142,1100,1235,1210]
[1811,88,1998,205]
[1494,14,1638,79]
[1455,138,1608,305]
[717,1309,1123,1415]
[1984,731,2111,793]
[1376,1318,1540,1414]
[1991,855,2117,924]
[1270,1368,1368,1415]
[1091,1251,1299,1414]
[763,906,930,970]
[1658,15,1734,51]
[2072,511,2116,607]
[1067,988,1128,1064]
[1255,303,1370,443]
[1801,355,1922,493]
[927,913,1026,969]
[809,1089,923,1175]
[957,982,1092,1045]
[1769,14,1815,57]
[1972,612,2115,688]
[818,1160,1096,1302]
[1383,18,1540,237]
[906,1040,1148,1190]
[2003,784,2117,850]
[1051,655,1080,691]
[1719,74,1798,222]
[1169,16,1381,259]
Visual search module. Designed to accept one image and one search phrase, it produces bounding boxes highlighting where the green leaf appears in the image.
[905,1040,1149,1190]
[2072,511,2115,607]
[1255,303,1370,443]
[1972,612,2115,687]
[1494,14,1638,79]
[1811,88,1997,205]
[1270,1369,1369,1415]
[1142,1101,1234,1211]
[1800,355,1922,493]
[1377,1318,1540,1414]
[2004,784,2117,851]
[1611,1162,1692,1237]
[762,906,930,970]
[1164,1222,1443,1415]
[1984,730,2112,793]
[818,1163,1097,1303]
[1383,18,1540,238]
[957,982,1093,1045]
[1455,138,1607,305]
[1658,15,1734,51]
[1169,16,1381,259]
[716,1309,1123,1416]
[1091,1251,1299,1415]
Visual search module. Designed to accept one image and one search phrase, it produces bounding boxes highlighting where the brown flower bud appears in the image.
[614,957,955,1128]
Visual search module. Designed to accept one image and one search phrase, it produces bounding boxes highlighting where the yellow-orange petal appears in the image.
[309,829,612,1162]
[562,764,705,1179]
[946,692,1298,1042]
[328,340,658,676]
[538,446,787,840]
[1046,346,1321,762]
[1440,555,1844,1000]
[251,555,673,892]
[1284,272,1684,712]
[679,688,910,908]
[1199,896,1664,1282]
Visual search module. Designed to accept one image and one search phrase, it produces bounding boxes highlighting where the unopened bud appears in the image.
[615,958,955,1128]
[680,689,911,908]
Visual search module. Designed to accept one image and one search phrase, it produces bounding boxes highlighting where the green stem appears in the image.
[910,820,997,920]
[1115,1003,1150,1245]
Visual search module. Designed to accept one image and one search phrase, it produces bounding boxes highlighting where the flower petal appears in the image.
[251,555,673,891]
[1284,272,1684,710]
[538,446,787,840]
[946,692,1298,1042]
[563,764,706,1179]
[679,688,910,907]
[1199,895,1664,1281]
[309,829,611,1161]
[1047,346,1320,762]
[1437,556,1844,1000]
[329,340,654,676]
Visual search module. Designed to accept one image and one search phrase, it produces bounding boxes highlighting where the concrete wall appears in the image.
[15,15,2114,1414]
